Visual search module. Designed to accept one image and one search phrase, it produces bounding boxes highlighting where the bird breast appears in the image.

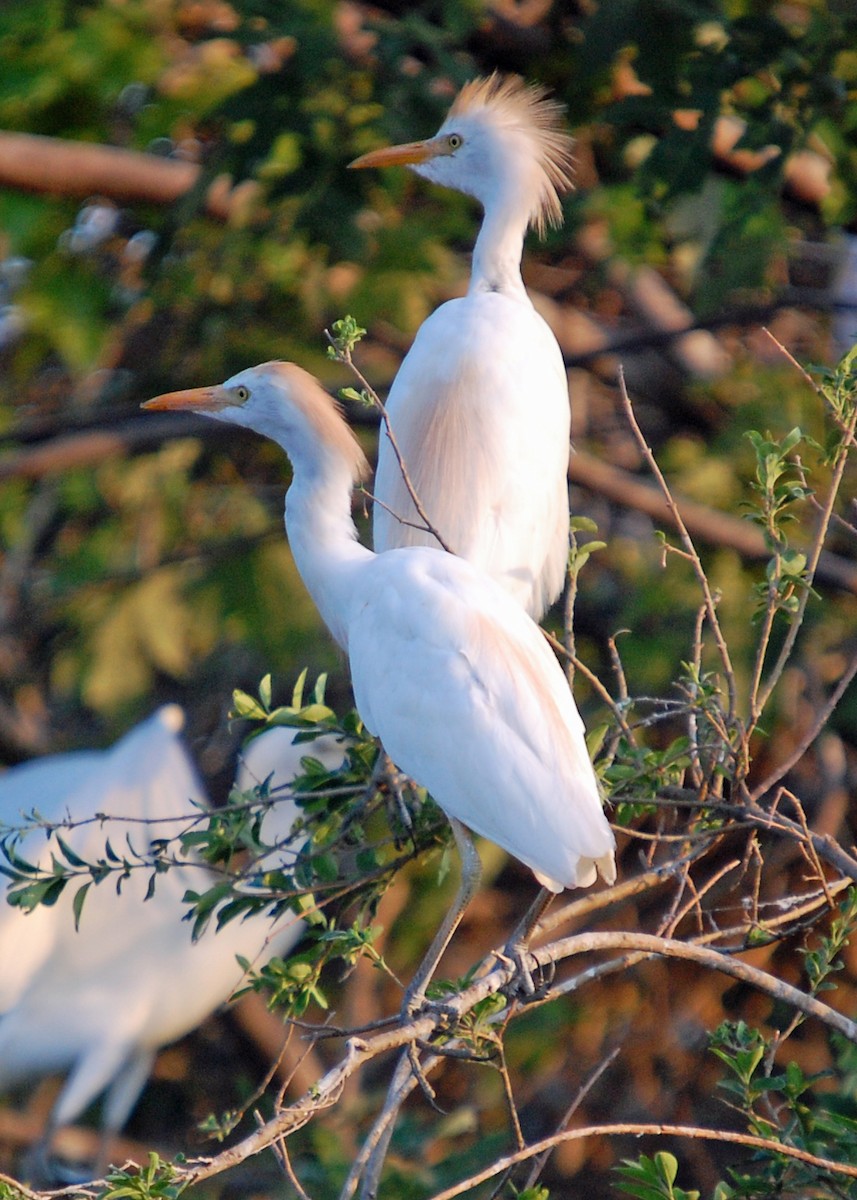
[373,291,571,618]
[346,547,614,890]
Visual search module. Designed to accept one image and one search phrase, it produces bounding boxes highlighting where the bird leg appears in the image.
[401,817,481,1016]
[379,752,414,836]
[500,885,555,997]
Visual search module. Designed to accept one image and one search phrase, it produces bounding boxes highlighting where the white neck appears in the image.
[283,454,370,652]
[469,192,531,299]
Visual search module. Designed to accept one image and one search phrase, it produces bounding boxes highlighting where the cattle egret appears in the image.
[0,708,333,1169]
[349,74,574,619]
[144,364,615,1005]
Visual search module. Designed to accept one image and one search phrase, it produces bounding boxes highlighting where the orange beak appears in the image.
[142,385,230,412]
[348,139,440,170]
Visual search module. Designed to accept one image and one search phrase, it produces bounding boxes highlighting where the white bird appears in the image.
[144,363,615,1003]
[349,73,574,620]
[236,723,348,799]
[0,707,331,1167]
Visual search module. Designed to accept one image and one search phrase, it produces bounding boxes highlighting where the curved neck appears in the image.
[284,460,370,651]
[469,195,530,298]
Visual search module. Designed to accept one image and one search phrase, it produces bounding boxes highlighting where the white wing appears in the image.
[373,291,570,619]
[0,708,307,1132]
[0,751,103,1011]
[349,548,615,891]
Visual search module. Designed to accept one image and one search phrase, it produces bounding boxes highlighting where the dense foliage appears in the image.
[1,1,857,1198]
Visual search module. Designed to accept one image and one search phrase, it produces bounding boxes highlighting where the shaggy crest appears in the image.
[448,72,574,234]
[264,362,370,484]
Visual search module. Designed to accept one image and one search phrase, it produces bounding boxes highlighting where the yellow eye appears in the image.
[447,133,463,150]
[235,385,250,402]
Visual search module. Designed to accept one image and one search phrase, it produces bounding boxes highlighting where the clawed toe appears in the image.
[501,942,554,999]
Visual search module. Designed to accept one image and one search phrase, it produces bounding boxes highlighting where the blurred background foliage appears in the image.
[0,0,849,758]
[0,0,854,755]
[1,0,857,1193]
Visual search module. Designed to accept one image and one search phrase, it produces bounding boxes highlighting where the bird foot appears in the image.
[499,941,554,1001]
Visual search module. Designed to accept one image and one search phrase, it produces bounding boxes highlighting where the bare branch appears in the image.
[427,1121,857,1200]
[617,367,738,715]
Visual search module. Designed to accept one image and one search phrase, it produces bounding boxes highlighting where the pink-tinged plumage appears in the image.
[144,364,615,897]
[350,75,575,619]
[446,73,575,236]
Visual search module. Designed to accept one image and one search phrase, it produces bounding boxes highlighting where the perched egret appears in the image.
[0,708,326,1166]
[349,74,574,620]
[144,363,615,1003]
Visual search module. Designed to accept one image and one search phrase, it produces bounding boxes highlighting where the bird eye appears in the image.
[447,133,463,150]
[234,385,250,402]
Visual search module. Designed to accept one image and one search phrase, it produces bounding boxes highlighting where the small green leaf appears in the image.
[231,689,266,720]
[55,834,88,869]
[72,881,91,931]
[291,668,308,709]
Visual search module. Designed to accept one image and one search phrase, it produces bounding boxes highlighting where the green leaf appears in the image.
[291,668,308,709]
[72,881,91,931]
[55,834,88,869]
[231,689,266,720]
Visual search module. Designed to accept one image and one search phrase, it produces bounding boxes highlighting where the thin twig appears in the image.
[521,1045,622,1192]
[324,331,453,553]
[749,650,857,802]
[751,331,857,722]
[617,366,738,717]
[427,1120,857,1200]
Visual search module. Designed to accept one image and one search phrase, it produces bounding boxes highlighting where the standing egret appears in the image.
[349,74,574,619]
[0,708,327,1169]
[144,363,615,1006]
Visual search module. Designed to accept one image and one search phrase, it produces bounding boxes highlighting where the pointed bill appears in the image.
[348,139,440,170]
[142,385,231,412]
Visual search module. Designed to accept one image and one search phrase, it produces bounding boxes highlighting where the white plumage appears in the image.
[350,74,574,619]
[144,364,615,898]
[0,707,321,1154]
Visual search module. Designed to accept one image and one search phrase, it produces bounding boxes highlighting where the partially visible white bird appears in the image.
[144,363,615,1003]
[236,724,348,799]
[0,748,102,1013]
[0,707,333,1165]
[350,74,574,620]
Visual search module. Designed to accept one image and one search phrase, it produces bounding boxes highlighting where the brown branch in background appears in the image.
[0,414,212,481]
[569,448,857,595]
[0,131,258,219]
[3,421,855,596]
[573,225,730,379]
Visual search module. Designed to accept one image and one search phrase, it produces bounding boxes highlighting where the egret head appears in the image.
[349,73,574,235]
[143,362,369,484]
